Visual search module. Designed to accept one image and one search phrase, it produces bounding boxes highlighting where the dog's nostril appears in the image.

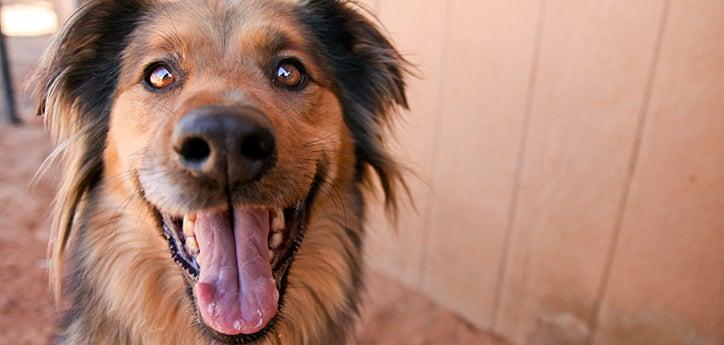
[180,137,211,163]
[240,133,275,161]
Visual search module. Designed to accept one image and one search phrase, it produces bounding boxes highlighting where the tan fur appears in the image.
[34,1,408,344]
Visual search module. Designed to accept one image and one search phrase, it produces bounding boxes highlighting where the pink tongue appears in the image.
[193,207,278,335]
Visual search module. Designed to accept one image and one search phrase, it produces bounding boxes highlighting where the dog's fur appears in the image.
[33,1,408,344]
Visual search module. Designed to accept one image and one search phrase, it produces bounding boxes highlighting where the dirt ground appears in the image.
[0,35,508,345]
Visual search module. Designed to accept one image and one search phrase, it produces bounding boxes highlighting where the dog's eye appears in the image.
[273,60,306,90]
[145,63,176,90]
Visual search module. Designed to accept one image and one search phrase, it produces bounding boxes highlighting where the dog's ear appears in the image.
[297,0,410,218]
[32,0,149,299]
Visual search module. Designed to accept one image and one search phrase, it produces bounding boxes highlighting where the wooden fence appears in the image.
[360,0,724,344]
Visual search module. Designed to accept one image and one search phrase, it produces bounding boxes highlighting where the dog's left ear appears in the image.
[297,0,410,216]
[31,0,150,300]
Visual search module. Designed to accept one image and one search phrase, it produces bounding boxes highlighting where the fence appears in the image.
[361,0,724,344]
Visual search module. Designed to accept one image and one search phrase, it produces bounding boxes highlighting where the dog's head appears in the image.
[35,0,407,342]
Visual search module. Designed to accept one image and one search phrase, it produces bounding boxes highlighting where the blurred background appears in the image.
[0,0,722,344]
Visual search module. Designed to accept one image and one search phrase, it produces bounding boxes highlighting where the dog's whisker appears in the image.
[299,130,345,149]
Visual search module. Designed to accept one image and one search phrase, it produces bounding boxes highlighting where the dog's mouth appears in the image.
[145,160,326,342]
[161,201,305,336]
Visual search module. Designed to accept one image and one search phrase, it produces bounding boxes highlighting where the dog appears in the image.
[32,0,408,343]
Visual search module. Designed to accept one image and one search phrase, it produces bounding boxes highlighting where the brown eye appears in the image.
[145,63,176,90]
[273,60,306,90]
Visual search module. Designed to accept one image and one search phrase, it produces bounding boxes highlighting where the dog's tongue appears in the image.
[193,207,278,335]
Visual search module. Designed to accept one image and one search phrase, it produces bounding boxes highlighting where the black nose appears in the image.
[172,105,276,187]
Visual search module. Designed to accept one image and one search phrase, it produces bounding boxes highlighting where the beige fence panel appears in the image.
[593,0,724,343]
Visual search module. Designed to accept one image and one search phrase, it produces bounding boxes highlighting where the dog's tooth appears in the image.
[270,232,284,249]
[186,236,199,256]
[272,209,285,232]
[186,212,197,222]
[268,250,276,263]
[183,214,195,237]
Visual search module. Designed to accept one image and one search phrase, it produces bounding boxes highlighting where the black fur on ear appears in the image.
[296,0,411,218]
[31,0,150,299]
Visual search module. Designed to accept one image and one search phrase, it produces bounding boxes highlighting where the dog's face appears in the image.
[113,1,342,215]
[36,0,406,343]
[108,1,346,339]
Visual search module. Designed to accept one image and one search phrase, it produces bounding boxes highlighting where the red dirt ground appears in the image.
[0,35,507,345]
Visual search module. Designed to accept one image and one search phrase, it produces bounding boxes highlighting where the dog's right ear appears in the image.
[34,0,150,142]
[32,0,150,300]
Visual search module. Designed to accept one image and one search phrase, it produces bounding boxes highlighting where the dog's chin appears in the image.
[144,168,326,344]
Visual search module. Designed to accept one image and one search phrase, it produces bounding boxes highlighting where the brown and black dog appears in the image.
[33,0,408,344]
